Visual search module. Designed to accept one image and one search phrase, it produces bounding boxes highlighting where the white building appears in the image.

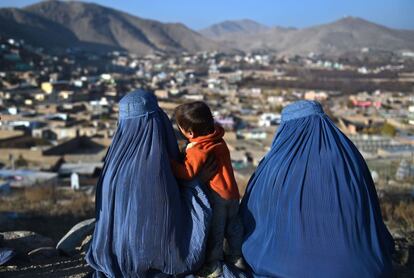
[71,172,80,190]
[258,113,281,127]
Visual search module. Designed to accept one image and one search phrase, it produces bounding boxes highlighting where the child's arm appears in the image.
[170,148,207,180]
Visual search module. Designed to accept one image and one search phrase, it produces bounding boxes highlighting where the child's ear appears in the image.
[188,130,195,139]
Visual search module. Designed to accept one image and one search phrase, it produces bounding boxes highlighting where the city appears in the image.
[0,0,413,277]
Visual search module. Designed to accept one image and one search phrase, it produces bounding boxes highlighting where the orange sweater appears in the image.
[171,125,240,200]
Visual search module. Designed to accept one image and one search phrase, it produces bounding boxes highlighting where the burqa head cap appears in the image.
[119,89,159,119]
[281,100,324,122]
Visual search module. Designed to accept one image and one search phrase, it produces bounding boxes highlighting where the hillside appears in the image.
[200,19,269,39]
[0,0,223,55]
[203,17,414,55]
[0,1,413,56]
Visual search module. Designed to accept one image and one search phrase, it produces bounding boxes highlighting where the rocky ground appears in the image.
[0,227,413,277]
[0,188,413,277]
[391,231,414,277]
[0,219,95,278]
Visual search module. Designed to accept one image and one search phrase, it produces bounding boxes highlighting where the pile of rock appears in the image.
[0,218,95,277]
[1,231,56,263]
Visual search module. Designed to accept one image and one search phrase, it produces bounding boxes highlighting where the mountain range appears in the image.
[199,19,270,38]
[1,0,414,56]
[201,17,414,56]
[0,0,221,55]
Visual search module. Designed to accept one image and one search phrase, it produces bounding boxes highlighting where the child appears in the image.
[171,101,244,277]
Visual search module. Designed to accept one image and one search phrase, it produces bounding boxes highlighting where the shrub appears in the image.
[381,199,414,231]
[15,155,28,168]
[381,122,397,137]
[24,184,55,203]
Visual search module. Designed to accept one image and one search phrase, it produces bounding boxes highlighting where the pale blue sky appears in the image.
[1,0,413,30]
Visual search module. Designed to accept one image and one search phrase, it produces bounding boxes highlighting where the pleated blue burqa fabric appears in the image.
[86,90,212,277]
[240,101,394,278]
[0,248,15,266]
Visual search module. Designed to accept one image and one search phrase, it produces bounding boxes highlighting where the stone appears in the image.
[28,247,59,263]
[56,218,95,256]
[0,231,54,257]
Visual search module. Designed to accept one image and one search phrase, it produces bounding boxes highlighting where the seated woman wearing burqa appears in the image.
[86,90,216,277]
[240,100,394,278]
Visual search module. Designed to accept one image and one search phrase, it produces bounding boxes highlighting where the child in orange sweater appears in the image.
[171,101,244,277]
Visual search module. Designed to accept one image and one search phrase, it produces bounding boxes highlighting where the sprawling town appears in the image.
[0,35,413,275]
[1,36,413,192]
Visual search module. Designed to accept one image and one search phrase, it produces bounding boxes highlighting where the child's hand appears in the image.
[197,154,218,184]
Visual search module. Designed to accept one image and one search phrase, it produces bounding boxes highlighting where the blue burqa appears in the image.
[86,90,212,277]
[0,248,15,266]
[240,101,394,278]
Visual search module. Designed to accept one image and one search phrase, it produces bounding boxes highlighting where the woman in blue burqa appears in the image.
[240,100,394,278]
[86,89,217,277]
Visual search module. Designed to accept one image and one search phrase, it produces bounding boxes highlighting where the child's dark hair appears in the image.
[174,101,215,136]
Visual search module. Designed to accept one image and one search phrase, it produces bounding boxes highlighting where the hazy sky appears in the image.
[1,0,413,30]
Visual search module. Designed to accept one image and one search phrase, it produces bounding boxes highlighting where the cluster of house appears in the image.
[0,36,413,193]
